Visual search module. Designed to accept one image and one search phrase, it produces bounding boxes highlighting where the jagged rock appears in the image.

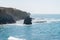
[24,17,32,24]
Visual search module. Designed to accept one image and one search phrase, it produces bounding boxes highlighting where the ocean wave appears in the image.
[32,18,60,23]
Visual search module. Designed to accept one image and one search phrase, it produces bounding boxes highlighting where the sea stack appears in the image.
[24,16,32,24]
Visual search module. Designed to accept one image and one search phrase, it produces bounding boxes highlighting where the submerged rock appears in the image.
[24,17,32,24]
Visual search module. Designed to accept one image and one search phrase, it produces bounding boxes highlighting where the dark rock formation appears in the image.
[0,9,16,24]
[0,7,30,24]
[24,16,32,24]
[0,7,30,21]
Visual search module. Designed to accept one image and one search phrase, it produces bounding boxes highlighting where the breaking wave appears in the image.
[32,18,60,23]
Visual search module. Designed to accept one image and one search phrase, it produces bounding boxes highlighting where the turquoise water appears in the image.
[0,14,60,40]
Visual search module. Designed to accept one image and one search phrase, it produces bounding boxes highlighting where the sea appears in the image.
[0,14,60,40]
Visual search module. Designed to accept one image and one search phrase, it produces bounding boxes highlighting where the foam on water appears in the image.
[8,36,26,40]
[0,18,60,26]
[32,18,60,23]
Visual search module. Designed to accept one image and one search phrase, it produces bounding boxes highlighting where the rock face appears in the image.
[0,7,30,20]
[0,7,30,24]
[24,17,32,24]
[0,9,16,24]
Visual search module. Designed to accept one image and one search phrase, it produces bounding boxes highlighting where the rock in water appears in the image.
[24,17,32,24]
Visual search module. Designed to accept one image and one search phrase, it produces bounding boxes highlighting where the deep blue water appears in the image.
[0,14,60,40]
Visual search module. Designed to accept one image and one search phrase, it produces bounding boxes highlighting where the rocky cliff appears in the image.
[0,7,30,24]
[0,7,30,20]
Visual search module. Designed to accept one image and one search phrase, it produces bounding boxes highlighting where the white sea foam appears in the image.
[32,18,60,23]
[4,20,24,26]
[0,18,60,26]
[8,36,26,40]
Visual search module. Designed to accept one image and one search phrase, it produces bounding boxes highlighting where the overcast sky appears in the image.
[0,0,60,14]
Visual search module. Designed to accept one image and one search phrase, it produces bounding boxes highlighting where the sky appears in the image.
[0,0,60,14]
